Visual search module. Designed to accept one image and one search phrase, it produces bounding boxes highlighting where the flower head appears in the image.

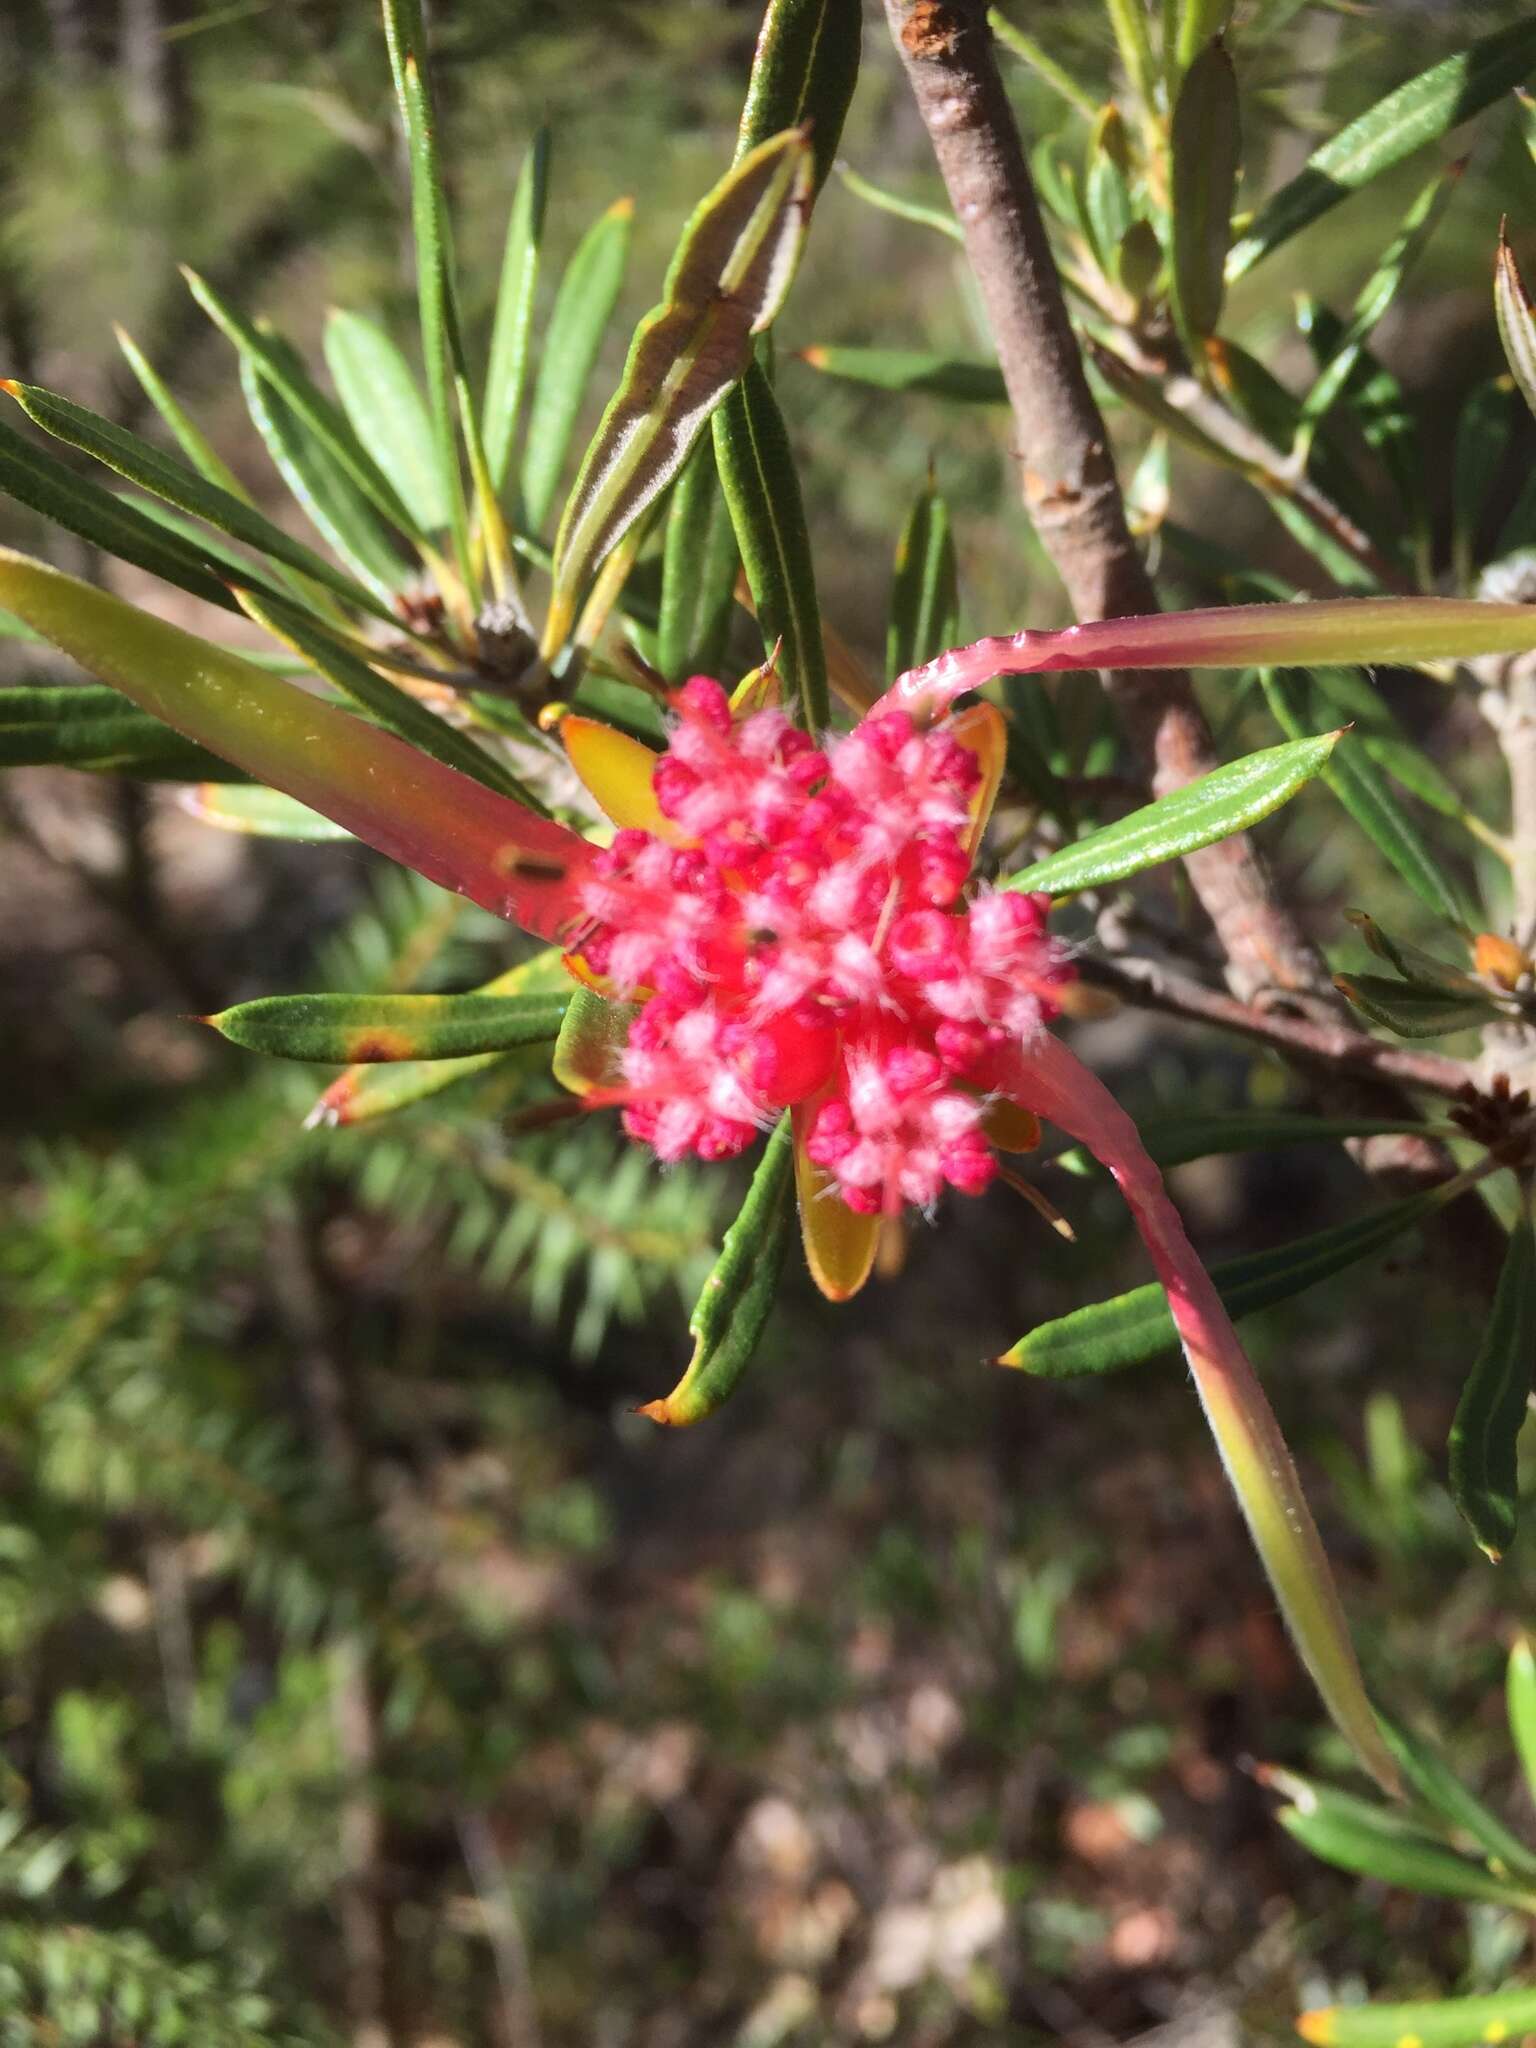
[567,676,1072,1219]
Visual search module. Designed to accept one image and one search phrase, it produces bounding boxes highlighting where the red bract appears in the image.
[569,676,1070,1213]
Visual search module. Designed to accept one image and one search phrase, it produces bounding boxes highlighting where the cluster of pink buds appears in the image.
[573,678,1073,1215]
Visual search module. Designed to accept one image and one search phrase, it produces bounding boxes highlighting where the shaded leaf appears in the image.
[1335,973,1498,1039]
[0,687,238,780]
[547,129,814,652]
[1228,19,1536,278]
[1170,37,1240,342]
[734,0,861,194]
[657,438,738,683]
[551,986,636,1096]
[792,1101,879,1302]
[639,1116,794,1425]
[713,359,828,728]
[831,161,963,241]
[207,989,569,1062]
[1276,1796,1536,1909]
[1005,732,1339,897]
[887,474,958,681]
[1448,1214,1536,1559]
[988,9,1098,117]
[798,345,1006,403]
[999,1186,1449,1376]
[520,197,634,535]
[1452,378,1517,589]
[113,323,247,496]
[1507,1636,1536,1804]
[1058,1109,1456,1175]
[1376,1707,1536,1875]
[1297,1986,1536,2048]
[1496,229,1536,425]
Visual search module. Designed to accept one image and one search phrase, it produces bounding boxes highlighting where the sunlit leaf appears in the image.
[792,1102,880,1302]
[182,784,352,840]
[561,714,667,834]
[734,0,861,194]
[713,360,828,729]
[546,129,814,652]
[1227,19,1536,278]
[1496,229,1536,425]
[1507,1636,1536,1804]
[207,988,569,1062]
[1083,105,1134,276]
[0,550,592,941]
[1298,1986,1536,2048]
[1057,1108,1456,1176]
[639,1116,794,1425]
[1276,1793,1536,1909]
[551,985,636,1096]
[1448,1214,1536,1560]
[483,129,550,493]
[324,309,448,536]
[1005,732,1339,897]
[113,323,248,497]
[520,197,634,535]
[1376,1708,1536,1876]
[831,161,963,242]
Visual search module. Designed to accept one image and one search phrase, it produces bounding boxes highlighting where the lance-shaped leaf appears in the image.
[1170,37,1239,343]
[0,550,592,941]
[798,346,1007,404]
[114,324,247,497]
[988,10,1098,118]
[1376,1709,1536,1878]
[183,266,420,538]
[714,360,829,729]
[562,714,667,835]
[1082,106,1133,276]
[1448,1214,1536,1560]
[545,130,813,654]
[891,597,1536,717]
[734,0,861,195]
[1508,1637,1536,1802]
[323,310,448,537]
[1345,908,1485,995]
[888,475,959,681]
[483,130,550,492]
[1497,230,1536,424]
[1000,1184,1453,1376]
[1005,1031,1399,1794]
[1056,1108,1455,1175]
[639,1115,794,1425]
[1298,1987,1536,2048]
[1005,732,1339,897]
[309,949,570,1126]
[1335,973,1499,1039]
[1452,378,1516,591]
[520,197,634,536]
[182,785,352,840]
[1227,18,1536,279]
[2,377,402,628]
[234,585,543,809]
[831,162,963,242]
[657,438,738,683]
[239,355,410,602]
[1276,1793,1536,1909]
[206,989,569,1063]
[1260,668,1473,926]
[0,684,240,779]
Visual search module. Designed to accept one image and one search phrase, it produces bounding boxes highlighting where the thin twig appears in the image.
[881,0,1323,1005]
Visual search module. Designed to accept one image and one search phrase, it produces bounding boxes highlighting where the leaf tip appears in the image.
[609,194,637,222]
[635,1396,683,1427]
[0,379,19,398]
[1295,2010,1336,2046]
[797,345,829,368]
[304,1079,350,1129]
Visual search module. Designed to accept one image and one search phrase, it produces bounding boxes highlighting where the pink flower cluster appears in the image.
[575,678,1072,1214]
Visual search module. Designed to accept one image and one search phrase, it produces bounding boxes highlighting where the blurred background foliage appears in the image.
[3,0,1536,2042]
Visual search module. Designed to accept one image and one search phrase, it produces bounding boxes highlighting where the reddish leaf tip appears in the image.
[635,1397,680,1427]
[0,379,19,397]
[610,194,637,220]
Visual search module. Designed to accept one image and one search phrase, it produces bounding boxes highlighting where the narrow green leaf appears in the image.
[1083,105,1134,274]
[639,1116,795,1425]
[1299,1986,1536,2048]
[887,475,958,681]
[1259,668,1473,925]
[1335,972,1499,1039]
[831,162,962,242]
[207,989,569,1062]
[1507,1636,1536,1804]
[1453,378,1517,590]
[233,586,545,809]
[3,377,400,626]
[379,4,476,589]
[1102,0,1157,115]
[1344,907,1485,995]
[1276,1800,1536,1910]
[1170,37,1239,342]
[546,129,814,653]
[183,265,420,536]
[113,323,247,496]
[713,359,828,729]
[1174,0,1232,78]
[1227,19,1536,278]
[988,10,1099,119]
[734,0,861,195]
[0,690,238,779]
[0,550,592,943]
[483,129,551,493]
[999,1186,1447,1376]
[323,309,448,535]
[1496,230,1536,425]
[239,356,410,601]
[0,415,237,612]
[657,438,738,683]
[1070,1109,1455,1173]
[1448,1215,1536,1560]
[551,985,637,1097]
[520,197,634,535]
[1004,732,1339,897]
[181,784,354,840]
[798,345,1007,404]
[1376,1706,1536,1875]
